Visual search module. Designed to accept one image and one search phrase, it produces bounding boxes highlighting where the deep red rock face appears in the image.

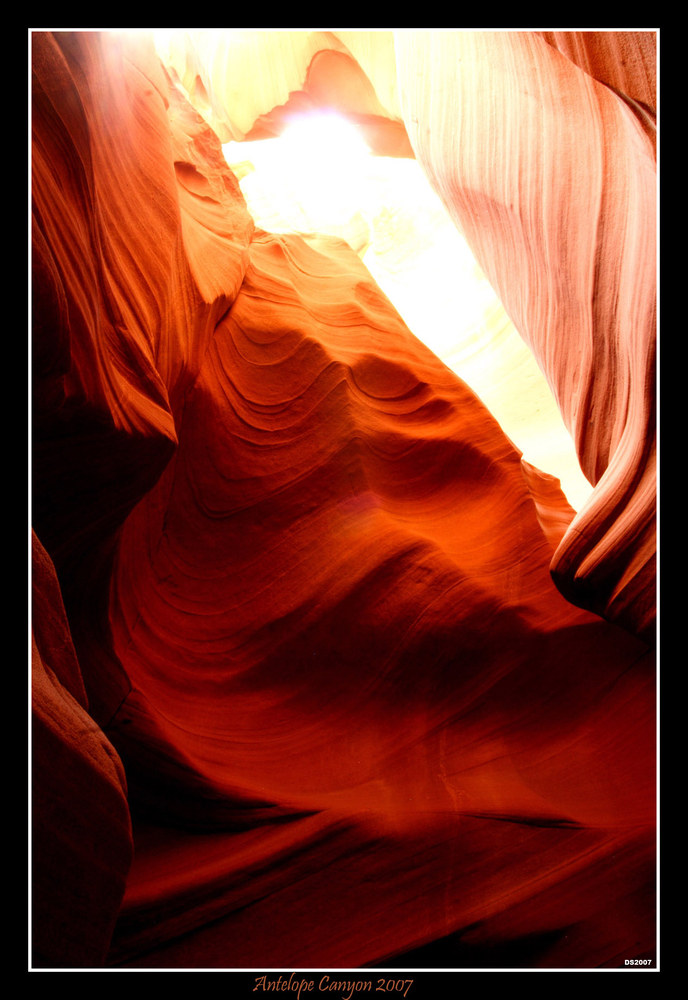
[31,30,657,970]
[32,531,133,967]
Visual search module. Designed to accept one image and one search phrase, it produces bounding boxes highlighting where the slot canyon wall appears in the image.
[31,29,657,970]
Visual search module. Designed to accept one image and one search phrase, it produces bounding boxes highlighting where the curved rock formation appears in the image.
[32,29,254,720]
[537,30,657,150]
[223,144,596,512]
[394,30,657,642]
[31,29,657,970]
[32,530,132,967]
[161,28,657,642]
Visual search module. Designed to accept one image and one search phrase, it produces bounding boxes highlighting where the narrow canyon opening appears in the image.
[155,26,595,512]
[220,110,594,511]
[31,28,657,972]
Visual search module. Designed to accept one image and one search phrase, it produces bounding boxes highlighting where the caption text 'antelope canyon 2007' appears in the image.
[30,28,657,973]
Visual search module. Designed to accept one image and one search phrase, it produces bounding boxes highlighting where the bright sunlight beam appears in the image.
[221,111,594,512]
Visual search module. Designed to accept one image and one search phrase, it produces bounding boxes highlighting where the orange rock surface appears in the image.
[162,27,657,641]
[31,29,657,970]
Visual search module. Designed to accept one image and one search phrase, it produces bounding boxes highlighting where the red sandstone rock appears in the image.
[31,29,657,970]
[160,28,658,643]
[395,30,657,641]
[32,531,132,967]
[32,30,254,722]
[537,30,657,149]
[105,231,655,968]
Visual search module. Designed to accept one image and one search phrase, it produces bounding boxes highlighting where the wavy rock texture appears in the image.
[164,28,657,642]
[223,144,595,511]
[31,30,657,970]
[32,29,254,722]
[537,30,657,150]
[394,30,657,642]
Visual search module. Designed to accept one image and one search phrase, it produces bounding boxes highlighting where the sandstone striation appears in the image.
[395,30,657,641]
[160,28,657,642]
[32,530,133,967]
[31,29,657,970]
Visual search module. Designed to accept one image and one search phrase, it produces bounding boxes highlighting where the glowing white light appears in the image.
[223,113,375,253]
[221,115,593,512]
[280,112,372,165]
